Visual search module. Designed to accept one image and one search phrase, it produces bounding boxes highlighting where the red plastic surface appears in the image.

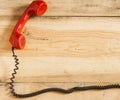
[9,0,47,49]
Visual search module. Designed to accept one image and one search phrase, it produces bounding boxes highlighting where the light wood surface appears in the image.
[0,0,120,99]
[1,0,120,16]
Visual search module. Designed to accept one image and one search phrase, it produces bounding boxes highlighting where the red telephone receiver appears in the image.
[9,0,47,49]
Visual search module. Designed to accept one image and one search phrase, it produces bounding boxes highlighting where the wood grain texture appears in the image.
[1,0,120,99]
[1,17,120,82]
[1,0,120,16]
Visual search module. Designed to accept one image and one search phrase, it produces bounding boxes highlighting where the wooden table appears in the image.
[0,0,120,99]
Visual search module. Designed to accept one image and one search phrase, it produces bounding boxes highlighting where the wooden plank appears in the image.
[0,17,120,82]
[1,0,120,16]
[1,57,120,82]
[1,83,120,100]
[1,16,120,51]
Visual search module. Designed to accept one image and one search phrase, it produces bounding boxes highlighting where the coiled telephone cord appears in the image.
[9,47,120,98]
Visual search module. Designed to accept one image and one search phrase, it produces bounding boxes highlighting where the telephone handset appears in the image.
[9,0,47,49]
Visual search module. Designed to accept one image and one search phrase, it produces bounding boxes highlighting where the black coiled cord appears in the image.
[9,47,120,98]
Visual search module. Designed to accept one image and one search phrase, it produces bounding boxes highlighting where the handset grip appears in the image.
[9,0,47,49]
